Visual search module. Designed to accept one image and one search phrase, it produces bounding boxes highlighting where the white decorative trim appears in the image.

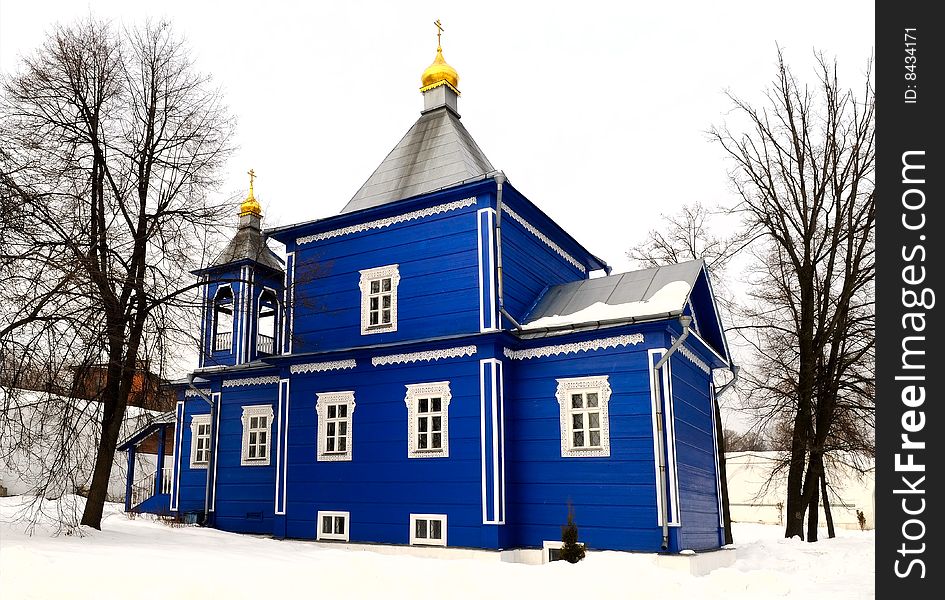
[648,349,680,527]
[210,393,221,511]
[670,336,711,375]
[185,388,211,398]
[405,381,452,459]
[359,264,400,335]
[275,379,290,516]
[171,401,184,510]
[316,510,350,541]
[210,283,235,357]
[222,375,280,388]
[372,345,476,367]
[285,252,295,354]
[410,514,447,546]
[189,414,212,469]
[503,334,644,361]
[555,376,612,458]
[503,207,586,273]
[290,359,357,374]
[297,197,477,245]
[240,404,274,466]
[477,208,498,332]
[479,359,506,525]
[316,391,356,462]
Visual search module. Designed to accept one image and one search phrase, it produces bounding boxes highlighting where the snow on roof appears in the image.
[522,260,703,331]
[522,280,692,330]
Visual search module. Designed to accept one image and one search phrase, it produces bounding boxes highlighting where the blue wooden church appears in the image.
[120,30,730,556]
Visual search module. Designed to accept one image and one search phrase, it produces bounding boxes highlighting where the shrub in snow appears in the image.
[560,504,586,564]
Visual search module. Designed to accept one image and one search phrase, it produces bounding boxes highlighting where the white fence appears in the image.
[726,451,875,530]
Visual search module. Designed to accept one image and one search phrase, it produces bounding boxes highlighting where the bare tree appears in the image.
[711,49,875,542]
[0,17,234,529]
[628,202,747,545]
[723,428,770,452]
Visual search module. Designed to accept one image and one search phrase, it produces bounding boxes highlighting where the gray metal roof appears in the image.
[523,260,705,328]
[210,215,284,272]
[340,106,494,214]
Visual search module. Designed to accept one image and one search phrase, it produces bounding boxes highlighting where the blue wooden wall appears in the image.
[170,326,722,551]
[282,345,493,547]
[287,198,483,353]
[492,188,591,323]
[175,399,212,514]
[503,332,665,552]
[668,344,724,550]
[211,383,278,534]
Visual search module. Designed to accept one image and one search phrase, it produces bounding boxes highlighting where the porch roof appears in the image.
[117,411,175,451]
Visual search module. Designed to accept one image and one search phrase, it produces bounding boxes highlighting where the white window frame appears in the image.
[359,264,400,335]
[410,513,447,546]
[404,381,451,459]
[316,510,350,541]
[240,404,274,466]
[316,391,356,462]
[542,540,585,563]
[555,376,612,458]
[189,414,212,469]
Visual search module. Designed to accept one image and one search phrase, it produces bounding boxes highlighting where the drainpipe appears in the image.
[711,364,739,546]
[714,365,740,397]
[493,172,523,330]
[186,375,216,525]
[652,315,692,551]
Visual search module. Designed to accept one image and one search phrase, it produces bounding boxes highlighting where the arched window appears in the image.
[257,289,278,355]
[212,286,234,353]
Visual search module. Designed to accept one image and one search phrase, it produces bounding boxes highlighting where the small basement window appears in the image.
[410,514,447,546]
[542,540,585,563]
[359,264,400,334]
[317,510,350,541]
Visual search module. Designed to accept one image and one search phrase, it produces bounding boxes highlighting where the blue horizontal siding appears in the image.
[211,385,278,535]
[174,323,722,552]
[669,353,721,550]
[498,201,586,322]
[283,352,491,548]
[504,342,664,551]
[289,204,481,352]
[176,403,211,514]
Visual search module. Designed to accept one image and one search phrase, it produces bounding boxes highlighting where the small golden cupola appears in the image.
[420,20,459,93]
[239,168,262,218]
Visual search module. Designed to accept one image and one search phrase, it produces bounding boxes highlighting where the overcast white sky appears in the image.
[1,0,874,274]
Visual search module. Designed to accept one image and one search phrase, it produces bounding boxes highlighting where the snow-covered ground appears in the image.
[0,496,874,599]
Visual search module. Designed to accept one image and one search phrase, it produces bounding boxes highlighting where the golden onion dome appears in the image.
[239,169,262,217]
[421,46,460,91]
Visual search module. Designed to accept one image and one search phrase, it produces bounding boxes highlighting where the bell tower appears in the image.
[196,170,285,367]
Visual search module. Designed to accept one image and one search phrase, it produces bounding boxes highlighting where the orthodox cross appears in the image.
[434,19,444,49]
[247,168,256,194]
